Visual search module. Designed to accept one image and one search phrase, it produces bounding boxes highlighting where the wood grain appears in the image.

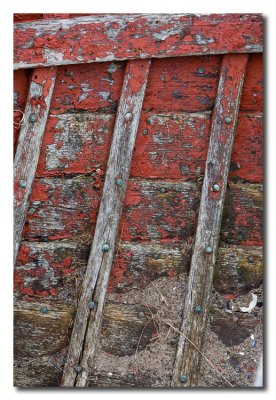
[14,14,262,69]
[61,60,151,387]
[14,67,57,265]
[172,54,249,387]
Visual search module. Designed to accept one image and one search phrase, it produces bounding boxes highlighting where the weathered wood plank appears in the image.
[14,241,262,301]
[61,60,151,387]
[14,14,262,70]
[172,54,249,387]
[23,179,262,245]
[240,54,263,111]
[49,62,125,115]
[14,67,57,265]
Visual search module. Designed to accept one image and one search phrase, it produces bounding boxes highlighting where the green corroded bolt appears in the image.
[19,179,27,188]
[39,306,48,314]
[29,113,37,123]
[194,305,204,314]
[179,375,188,383]
[88,301,95,310]
[74,365,82,373]
[116,178,123,187]
[160,188,166,193]
[212,183,220,192]
[197,67,205,74]
[125,112,133,121]
[102,243,110,252]
[225,116,232,124]
[205,246,213,254]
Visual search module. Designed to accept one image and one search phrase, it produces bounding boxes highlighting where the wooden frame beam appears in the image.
[171,54,249,387]
[14,14,262,70]
[14,67,57,265]
[61,59,151,387]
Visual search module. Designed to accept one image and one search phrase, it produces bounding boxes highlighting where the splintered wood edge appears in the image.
[60,60,151,387]
[13,67,57,266]
[171,54,249,387]
[14,14,262,69]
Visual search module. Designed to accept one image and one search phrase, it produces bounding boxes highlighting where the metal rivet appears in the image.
[74,365,82,373]
[19,180,27,188]
[77,115,84,123]
[225,116,232,124]
[205,246,213,254]
[102,244,110,252]
[248,256,255,263]
[40,306,48,314]
[212,183,220,192]
[194,305,203,314]
[160,188,166,193]
[172,114,177,121]
[125,112,133,121]
[142,129,148,135]
[127,373,134,380]
[179,375,188,383]
[29,114,37,123]
[197,67,205,74]
[116,178,123,187]
[88,301,95,310]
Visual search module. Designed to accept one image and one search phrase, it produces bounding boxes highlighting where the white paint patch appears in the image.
[78,92,89,102]
[42,48,64,63]
[195,33,215,45]
[98,91,110,101]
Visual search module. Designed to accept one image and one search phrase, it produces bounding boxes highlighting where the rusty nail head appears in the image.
[212,183,220,192]
[102,244,110,252]
[179,375,188,383]
[40,306,48,314]
[225,116,232,124]
[74,365,82,373]
[194,305,203,314]
[125,112,133,121]
[116,178,123,187]
[19,180,27,188]
[29,114,36,123]
[205,246,212,254]
[142,129,148,135]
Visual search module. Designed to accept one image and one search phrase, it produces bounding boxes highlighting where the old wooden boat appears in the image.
[13,13,263,387]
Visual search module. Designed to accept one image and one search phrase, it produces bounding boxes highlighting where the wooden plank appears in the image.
[14,67,57,265]
[61,59,151,387]
[171,54,249,387]
[14,14,262,70]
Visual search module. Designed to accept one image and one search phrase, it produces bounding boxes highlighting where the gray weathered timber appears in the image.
[61,59,151,387]
[171,54,249,387]
[13,67,57,266]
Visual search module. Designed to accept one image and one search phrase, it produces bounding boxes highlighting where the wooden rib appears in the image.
[60,59,151,387]
[171,54,249,387]
[13,67,57,265]
[14,14,262,70]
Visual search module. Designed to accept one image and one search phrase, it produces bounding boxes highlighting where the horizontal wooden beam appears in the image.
[14,14,262,70]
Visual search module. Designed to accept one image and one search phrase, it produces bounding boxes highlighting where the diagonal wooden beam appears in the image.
[61,59,151,387]
[171,54,248,387]
[14,14,262,70]
[14,67,57,266]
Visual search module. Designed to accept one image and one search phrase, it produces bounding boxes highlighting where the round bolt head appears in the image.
[172,114,177,121]
[197,67,205,74]
[125,112,133,121]
[88,301,95,310]
[142,129,148,135]
[116,178,123,187]
[225,116,232,124]
[39,306,48,314]
[102,243,110,252]
[19,180,27,188]
[29,113,37,123]
[160,188,166,193]
[205,246,213,254]
[179,375,188,383]
[212,183,220,192]
[74,365,82,373]
[194,305,204,314]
